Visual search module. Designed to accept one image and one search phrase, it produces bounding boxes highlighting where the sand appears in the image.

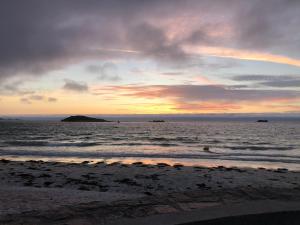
[0,159,300,224]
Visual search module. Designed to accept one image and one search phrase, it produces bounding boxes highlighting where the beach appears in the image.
[1,159,300,224]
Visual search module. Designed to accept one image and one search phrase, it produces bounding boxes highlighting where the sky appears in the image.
[0,0,300,115]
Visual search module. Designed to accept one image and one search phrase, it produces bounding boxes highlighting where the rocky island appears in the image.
[61,115,110,122]
[257,119,269,122]
[149,120,165,123]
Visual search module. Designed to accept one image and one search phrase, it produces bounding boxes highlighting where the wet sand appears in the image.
[0,159,300,224]
[179,211,300,225]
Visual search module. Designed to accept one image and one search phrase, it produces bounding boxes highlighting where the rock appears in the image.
[38,173,51,178]
[0,159,10,163]
[157,163,170,167]
[78,186,90,191]
[44,181,53,187]
[173,164,183,170]
[276,168,288,173]
[203,146,210,151]
[115,178,141,186]
[196,183,206,188]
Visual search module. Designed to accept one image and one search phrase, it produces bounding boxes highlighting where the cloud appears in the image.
[29,95,44,101]
[1,0,300,84]
[86,62,121,81]
[0,79,35,95]
[48,97,57,102]
[161,72,184,76]
[20,98,31,104]
[93,84,300,112]
[184,46,300,67]
[63,79,88,92]
[0,0,190,81]
[172,102,241,111]
[18,94,58,105]
[233,0,300,56]
[102,84,300,102]
[231,75,300,88]
[20,95,57,104]
[126,23,187,63]
[199,59,240,70]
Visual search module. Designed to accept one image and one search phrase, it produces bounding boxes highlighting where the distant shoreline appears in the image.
[1,114,300,122]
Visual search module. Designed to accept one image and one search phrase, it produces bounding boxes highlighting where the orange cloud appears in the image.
[91,84,300,113]
[184,46,300,67]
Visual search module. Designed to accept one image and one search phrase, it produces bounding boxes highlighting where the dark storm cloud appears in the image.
[63,79,88,92]
[232,75,300,87]
[0,0,300,82]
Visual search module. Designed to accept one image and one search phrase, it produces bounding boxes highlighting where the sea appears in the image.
[1,115,300,170]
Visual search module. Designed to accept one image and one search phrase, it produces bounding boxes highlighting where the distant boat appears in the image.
[61,115,110,122]
[149,120,165,123]
[257,120,268,123]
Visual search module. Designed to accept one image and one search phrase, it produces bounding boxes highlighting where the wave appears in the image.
[4,141,49,146]
[148,137,200,144]
[149,137,170,141]
[227,146,294,151]
[1,149,300,164]
[111,142,179,147]
[46,142,99,147]
[4,141,98,147]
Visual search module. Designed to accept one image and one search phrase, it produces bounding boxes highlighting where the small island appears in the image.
[257,119,268,123]
[61,115,110,122]
[149,120,165,123]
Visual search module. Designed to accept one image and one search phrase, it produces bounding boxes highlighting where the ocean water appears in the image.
[0,118,300,170]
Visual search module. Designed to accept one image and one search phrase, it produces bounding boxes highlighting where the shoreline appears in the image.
[2,155,300,172]
[1,159,300,224]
